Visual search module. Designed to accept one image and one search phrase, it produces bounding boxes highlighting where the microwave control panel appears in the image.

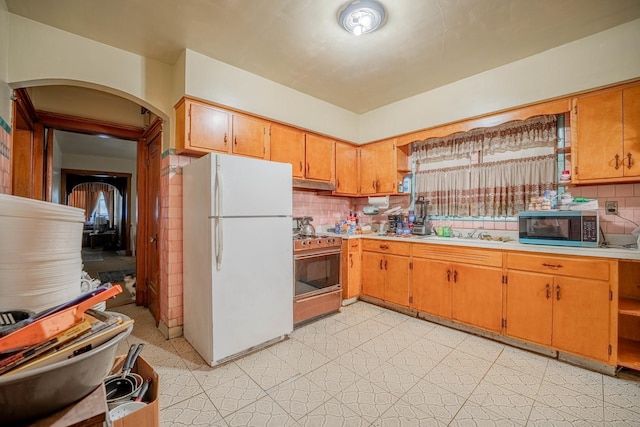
[582,216,598,242]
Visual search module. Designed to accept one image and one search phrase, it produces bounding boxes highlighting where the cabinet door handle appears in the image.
[306,163,310,174]
[614,154,621,170]
[380,259,384,270]
[350,254,353,268]
[336,179,340,189]
[626,153,633,169]
[453,270,458,283]
[542,263,562,269]
[384,260,388,270]
[446,269,451,282]
[545,283,551,299]
[224,133,228,144]
[234,136,238,146]
[372,180,376,190]
[556,284,561,301]
[299,161,303,173]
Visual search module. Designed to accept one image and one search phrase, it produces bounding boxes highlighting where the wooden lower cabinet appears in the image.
[362,251,385,300]
[411,244,503,332]
[411,258,452,318]
[361,241,410,307]
[451,263,503,332]
[504,271,553,346]
[341,239,361,300]
[505,253,613,363]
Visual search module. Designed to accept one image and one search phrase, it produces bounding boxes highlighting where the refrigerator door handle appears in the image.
[214,156,224,271]
[217,218,224,271]
[215,156,223,216]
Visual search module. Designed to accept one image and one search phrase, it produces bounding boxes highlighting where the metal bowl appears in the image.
[0,315,133,424]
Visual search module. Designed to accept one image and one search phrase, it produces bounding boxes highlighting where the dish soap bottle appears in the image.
[402,176,411,194]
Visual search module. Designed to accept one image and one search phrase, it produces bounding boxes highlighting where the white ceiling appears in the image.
[54,131,137,160]
[7,0,640,114]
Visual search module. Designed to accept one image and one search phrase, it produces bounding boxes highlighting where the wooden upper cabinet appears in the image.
[270,125,335,183]
[270,124,305,178]
[305,134,334,182]
[175,99,231,154]
[232,114,267,159]
[359,139,398,195]
[573,82,640,183]
[623,84,640,178]
[335,142,359,195]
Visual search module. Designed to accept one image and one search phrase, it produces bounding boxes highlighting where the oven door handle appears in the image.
[294,250,342,260]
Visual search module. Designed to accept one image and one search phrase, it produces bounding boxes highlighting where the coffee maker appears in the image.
[412,196,431,235]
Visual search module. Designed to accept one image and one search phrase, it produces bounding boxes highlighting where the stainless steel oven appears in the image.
[293,235,342,325]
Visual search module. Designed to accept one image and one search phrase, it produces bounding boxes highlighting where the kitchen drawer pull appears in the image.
[627,152,633,169]
[542,262,562,269]
[379,244,389,250]
[614,154,621,170]
[545,283,551,299]
[556,284,561,301]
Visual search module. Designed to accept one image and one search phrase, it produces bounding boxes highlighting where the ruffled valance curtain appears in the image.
[412,115,557,163]
[413,115,558,217]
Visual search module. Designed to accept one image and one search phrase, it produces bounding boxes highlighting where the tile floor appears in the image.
[112,302,640,426]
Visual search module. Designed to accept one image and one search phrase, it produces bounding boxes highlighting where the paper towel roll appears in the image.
[367,196,389,209]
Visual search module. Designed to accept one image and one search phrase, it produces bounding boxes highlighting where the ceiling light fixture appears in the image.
[337,0,387,36]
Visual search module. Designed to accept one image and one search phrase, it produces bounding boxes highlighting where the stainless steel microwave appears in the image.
[518,210,599,247]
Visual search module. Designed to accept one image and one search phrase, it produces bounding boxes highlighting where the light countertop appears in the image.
[330,232,640,261]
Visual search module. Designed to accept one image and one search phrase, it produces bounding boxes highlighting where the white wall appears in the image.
[0,1,11,125]
[359,19,640,143]
[7,13,175,149]
[184,50,360,142]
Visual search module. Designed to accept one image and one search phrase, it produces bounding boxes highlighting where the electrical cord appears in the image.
[614,212,640,227]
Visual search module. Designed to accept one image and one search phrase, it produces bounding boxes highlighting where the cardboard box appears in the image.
[109,355,159,427]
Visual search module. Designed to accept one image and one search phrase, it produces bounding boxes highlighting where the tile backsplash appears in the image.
[293,183,640,236]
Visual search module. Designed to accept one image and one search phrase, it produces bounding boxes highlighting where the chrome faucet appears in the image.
[467,227,484,239]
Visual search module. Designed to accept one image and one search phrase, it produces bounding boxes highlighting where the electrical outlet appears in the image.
[605,201,618,215]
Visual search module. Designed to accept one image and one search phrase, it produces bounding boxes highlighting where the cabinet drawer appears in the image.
[347,239,361,251]
[362,239,410,256]
[506,252,611,281]
[411,244,502,268]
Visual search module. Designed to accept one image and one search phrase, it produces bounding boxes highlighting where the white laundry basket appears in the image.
[0,194,85,312]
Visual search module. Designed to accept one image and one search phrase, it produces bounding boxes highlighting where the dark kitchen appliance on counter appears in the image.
[293,234,342,325]
[517,210,599,247]
[412,196,432,235]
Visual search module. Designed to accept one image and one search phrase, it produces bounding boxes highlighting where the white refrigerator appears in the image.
[182,153,293,366]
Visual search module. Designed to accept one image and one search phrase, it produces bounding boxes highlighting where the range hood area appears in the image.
[292,179,335,191]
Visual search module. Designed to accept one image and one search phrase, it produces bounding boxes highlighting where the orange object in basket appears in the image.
[0,285,122,354]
